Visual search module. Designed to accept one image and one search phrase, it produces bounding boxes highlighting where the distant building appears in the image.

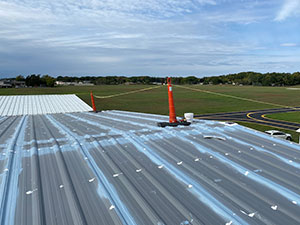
[0,79,26,88]
[124,82,134,85]
[0,80,12,88]
[77,81,94,86]
[55,81,94,86]
[151,82,163,85]
[13,80,26,88]
[55,81,69,86]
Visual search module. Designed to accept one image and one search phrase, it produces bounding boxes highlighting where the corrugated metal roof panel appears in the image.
[1,111,300,224]
[0,95,92,116]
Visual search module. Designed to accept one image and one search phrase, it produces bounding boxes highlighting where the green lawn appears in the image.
[95,85,281,116]
[0,85,280,115]
[2,85,299,115]
[1,84,300,142]
[182,84,300,108]
[266,112,300,123]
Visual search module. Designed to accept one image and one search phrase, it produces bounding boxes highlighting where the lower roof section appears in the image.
[0,94,92,116]
[1,110,300,224]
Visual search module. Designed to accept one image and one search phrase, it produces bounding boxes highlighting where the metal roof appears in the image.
[0,95,92,116]
[1,110,300,225]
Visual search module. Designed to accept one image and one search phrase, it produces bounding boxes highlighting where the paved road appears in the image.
[195,107,300,131]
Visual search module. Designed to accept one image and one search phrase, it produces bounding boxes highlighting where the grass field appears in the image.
[1,84,298,115]
[1,84,299,141]
[181,85,300,108]
[266,112,300,123]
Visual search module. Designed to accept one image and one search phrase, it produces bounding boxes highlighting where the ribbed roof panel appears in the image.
[1,111,300,224]
[0,95,92,116]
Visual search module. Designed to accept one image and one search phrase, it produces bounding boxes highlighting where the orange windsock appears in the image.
[90,92,97,112]
[167,77,177,123]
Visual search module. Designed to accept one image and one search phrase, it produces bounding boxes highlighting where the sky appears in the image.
[0,0,300,78]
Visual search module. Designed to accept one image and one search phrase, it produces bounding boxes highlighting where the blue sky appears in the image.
[0,0,300,78]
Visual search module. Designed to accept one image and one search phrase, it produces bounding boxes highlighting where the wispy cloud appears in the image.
[280,43,298,47]
[0,0,299,77]
[275,0,300,21]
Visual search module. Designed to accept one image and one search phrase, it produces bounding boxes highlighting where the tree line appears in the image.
[56,75,164,85]
[7,71,300,87]
[203,72,300,86]
[15,75,56,87]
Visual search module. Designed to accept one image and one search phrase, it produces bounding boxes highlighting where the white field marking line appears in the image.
[175,85,297,110]
[94,86,162,99]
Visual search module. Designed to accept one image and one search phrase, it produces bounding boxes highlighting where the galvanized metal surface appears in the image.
[0,95,92,116]
[1,110,300,225]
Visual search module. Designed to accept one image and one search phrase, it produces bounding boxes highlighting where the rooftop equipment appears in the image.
[90,92,97,112]
[157,77,191,127]
[184,113,194,123]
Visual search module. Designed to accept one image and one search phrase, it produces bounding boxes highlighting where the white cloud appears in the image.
[275,0,300,21]
[281,43,298,47]
[0,0,216,19]
[0,0,220,53]
[0,0,299,77]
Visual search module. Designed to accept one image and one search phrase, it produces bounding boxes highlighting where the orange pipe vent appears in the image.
[167,77,177,123]
[90,92,97,112]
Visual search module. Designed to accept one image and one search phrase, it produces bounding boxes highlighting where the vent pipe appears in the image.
[167,77,178,123]
[90,92,97,112]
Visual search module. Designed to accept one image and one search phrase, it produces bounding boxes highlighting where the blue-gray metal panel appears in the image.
[0,111,300,224]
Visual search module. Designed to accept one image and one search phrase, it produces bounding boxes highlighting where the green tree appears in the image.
[25,74,41,87]
[16,75,25,81]
[41,75,56,87]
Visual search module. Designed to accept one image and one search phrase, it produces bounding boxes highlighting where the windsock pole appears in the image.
[90,92,97,112]
[167,77,178,123]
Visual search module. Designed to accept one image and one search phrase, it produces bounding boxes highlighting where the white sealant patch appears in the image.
[271,205,277,210]
[113,173,122,177]
[26,188,38,195]
[89,177,96,183]
[248,212,256,217]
